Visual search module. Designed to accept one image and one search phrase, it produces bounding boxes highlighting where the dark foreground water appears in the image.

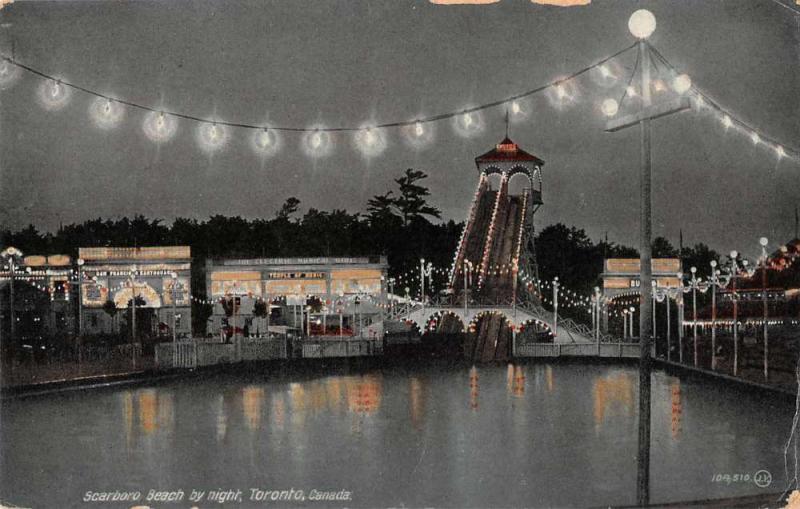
[0,360,793,508]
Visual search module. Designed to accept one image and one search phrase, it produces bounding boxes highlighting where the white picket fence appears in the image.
[155,337,287,369]
[514,341,647,359]
[301,338,381,358]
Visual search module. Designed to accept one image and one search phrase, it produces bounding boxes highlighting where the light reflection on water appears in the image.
[0,362,793,508]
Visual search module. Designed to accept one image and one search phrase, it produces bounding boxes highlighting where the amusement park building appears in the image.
[77,246,192,338]
[205,256,388,338]
[0,252,77,349]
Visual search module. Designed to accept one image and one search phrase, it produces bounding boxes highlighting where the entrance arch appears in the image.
[423,311,466,335]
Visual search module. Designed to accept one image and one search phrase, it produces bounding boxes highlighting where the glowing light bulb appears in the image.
[601,98,619,117]
[628,9,656,39]
[414,122,424,137]
[157,113,165,129]
[556,85,567,100]
[652,79,666,92]
[364,129,375,144]
[626,86,637,97]
[51,81,61,98]
[751,132,760,145]
[258,129,271,147]
[599,65,611,78]
[511,101,521,114]
[463,113,473,127]
[672,74,692,94]
[209,124,218,139]
[103,100,112,114]
[776,145,785,158]
[721,115,732,129]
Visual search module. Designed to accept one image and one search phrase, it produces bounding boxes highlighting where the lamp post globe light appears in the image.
[628,9,656,39]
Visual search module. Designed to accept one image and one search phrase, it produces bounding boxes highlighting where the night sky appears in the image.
[0,0,798,257]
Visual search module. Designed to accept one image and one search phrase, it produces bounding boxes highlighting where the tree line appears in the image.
[2,168,720,331]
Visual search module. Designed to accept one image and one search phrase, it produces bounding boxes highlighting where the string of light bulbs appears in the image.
[0,42,636,133]
[646,43,799,162]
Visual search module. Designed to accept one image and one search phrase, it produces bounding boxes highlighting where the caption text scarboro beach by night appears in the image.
[82,488,353,505]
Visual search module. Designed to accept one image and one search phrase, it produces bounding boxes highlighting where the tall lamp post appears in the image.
[129,265,138,344]
[1,247,23,355]
[604,9,689,505]
[759,237,770,381]
[552,277,560,337]
[623,309,629,339]
[76,258,84,338]
[420,258,432,318]
[170,272,178,344]
[707,260,731,371]
[676,271,684,363]
[629,306,636,338]
[685,267,704,367]
[604,11,691,504]
[404,287,411,321]
[729,251,740,376]
[727,251,755,377]
[463,260,473,317]
[593,286,602,341]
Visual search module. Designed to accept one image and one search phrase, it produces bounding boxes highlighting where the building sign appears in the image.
[604,258,681,274]
[602,258,681,291]
[268,272,325,280]
[79,246,190,261]
[82,282,108,307]
[221,257,378,266]
[163,277,190,306]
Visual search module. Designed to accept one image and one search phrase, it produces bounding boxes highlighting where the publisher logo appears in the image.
[753,470,772,489]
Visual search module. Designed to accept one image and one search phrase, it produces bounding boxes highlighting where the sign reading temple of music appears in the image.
[206,258,388,298]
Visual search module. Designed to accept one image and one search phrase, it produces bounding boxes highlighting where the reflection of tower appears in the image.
[670,380,682,439]
[474,137,544,305]
[469,366,479,410]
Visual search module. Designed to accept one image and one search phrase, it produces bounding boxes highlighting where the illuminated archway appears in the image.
[423,310,466,335]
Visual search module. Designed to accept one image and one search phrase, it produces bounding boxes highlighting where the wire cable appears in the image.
[0,42,637,133]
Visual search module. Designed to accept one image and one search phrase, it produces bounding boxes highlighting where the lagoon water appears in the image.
[0,361,792,508]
